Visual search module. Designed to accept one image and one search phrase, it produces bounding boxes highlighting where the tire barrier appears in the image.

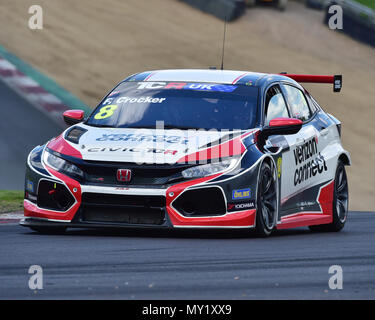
[179,0,246,21]
[325,0,375,48]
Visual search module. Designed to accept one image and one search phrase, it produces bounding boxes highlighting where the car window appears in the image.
[306,93,321,113]
[264,85,289,125]
[282,84,312,121]
[306,95,318,114]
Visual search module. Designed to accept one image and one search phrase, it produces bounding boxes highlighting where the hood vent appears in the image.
[65,126,87,144]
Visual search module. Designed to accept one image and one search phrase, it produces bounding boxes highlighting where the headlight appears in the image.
[43,150,84,179]
[181,158,239,179]
[29,146,45,171]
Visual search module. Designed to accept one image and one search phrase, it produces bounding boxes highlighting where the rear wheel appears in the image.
[309,160,348,232]
[255,161,278,237]
[29,226,67,234]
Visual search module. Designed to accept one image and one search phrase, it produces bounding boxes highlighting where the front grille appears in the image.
[81,162,195,186]
[81,193,166,225]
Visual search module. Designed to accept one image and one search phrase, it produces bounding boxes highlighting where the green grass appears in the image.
[0,190,23,213]
[353,0,375,11]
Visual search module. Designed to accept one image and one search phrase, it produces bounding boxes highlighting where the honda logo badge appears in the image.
[117,169,132,182]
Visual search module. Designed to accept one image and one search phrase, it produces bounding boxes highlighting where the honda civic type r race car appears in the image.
[20,69,350,236]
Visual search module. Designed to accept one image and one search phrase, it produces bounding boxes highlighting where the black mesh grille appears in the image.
[82,193,165,207]
[173,187,226,217]
[81,193,166,225]
[37,180,75,211]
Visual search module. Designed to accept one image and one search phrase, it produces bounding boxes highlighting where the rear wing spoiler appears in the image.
[279,73,342,92]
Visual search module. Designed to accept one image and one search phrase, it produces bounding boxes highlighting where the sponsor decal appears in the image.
[277,157,282,178]
[108,90,121,97]
[26,180,34,193]
[228,200,256,212]
[136,82,237,93]
[96,134,189,145]
[232,188,251,200]
[293,137,328,186]
[87,147,178,155]
[102,96,166,105]
[298,201,315,208]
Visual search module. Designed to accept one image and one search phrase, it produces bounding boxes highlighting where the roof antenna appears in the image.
[220,16,227,71]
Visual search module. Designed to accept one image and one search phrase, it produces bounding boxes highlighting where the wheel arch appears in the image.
[255,155,280,227]
[338,152,351,166]
[260,155,276,170]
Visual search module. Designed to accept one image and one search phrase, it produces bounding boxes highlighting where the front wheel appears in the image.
[309,160,348,232]
[255,161,278,237]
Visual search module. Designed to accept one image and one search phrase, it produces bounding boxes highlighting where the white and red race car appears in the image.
[21,69,350,236]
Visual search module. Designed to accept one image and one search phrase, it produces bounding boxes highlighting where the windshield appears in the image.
[86,81,259,130]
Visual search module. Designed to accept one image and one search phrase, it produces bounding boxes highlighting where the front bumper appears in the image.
[23,182,256,230]
[23,157,257,230]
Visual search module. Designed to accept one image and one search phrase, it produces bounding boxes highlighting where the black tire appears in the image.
[309,160,348,232]
[29,226,67,234]
[255,161,278,237]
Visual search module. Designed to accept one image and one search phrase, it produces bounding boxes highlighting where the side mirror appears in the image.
[63,110,85,126]
[259,117,303,146]
[268,117,303,135]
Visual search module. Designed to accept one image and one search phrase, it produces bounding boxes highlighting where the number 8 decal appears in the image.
[94,105,118,120]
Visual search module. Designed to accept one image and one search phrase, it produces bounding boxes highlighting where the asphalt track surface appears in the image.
[0,79,62,190]
[0,211,374,299]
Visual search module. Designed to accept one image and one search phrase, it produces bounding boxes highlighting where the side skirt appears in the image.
[277,180,334,229]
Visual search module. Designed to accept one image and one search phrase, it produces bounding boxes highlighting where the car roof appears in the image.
[124,69,299,87]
